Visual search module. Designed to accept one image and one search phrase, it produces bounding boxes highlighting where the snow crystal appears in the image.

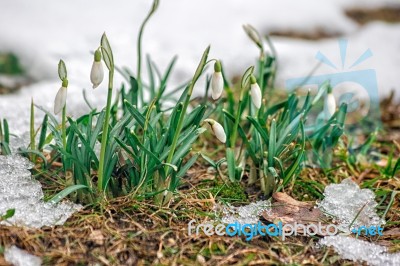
[320,235,400,266]
[0,155,81,228]
[4,245,42,266]
[317,178,385,229]
[221,200,271,224]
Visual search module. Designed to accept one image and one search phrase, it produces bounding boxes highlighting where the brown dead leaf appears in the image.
[261,192,333,236]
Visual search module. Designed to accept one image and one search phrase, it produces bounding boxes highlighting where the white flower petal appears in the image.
[54,86,67,115]
[212,121,226,143]
[324,93,336,120]
[211,72,223,100]
[90,61,104,89]
[250,83,262,109]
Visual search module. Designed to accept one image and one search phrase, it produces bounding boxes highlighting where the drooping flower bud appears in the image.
[211,60,223,100]
[54,79,68,115]
[250,75,262,109]
[90,49,104,89]
[324,86,336,120]
[243,24,263,50]
[204,119,226,143]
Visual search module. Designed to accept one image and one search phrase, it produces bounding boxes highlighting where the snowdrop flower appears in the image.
[204,119,226,143]
[250,75,262,109]
[90,49,104,89]
[54,79,68,115]
[324,87,336,120]
[211,60,223,100]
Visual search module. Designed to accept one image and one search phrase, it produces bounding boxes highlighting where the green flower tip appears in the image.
[214,60,222,72]
[327,85,332,94]
[250,75,257,84]
[62,78,68,88]
[94,49,102,62]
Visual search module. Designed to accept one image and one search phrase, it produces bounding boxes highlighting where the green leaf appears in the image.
[0,208,15,221]
[276,112,302,151]
[311,80,330,106]
[38,115,48,150]
[176,153,199,179]
[67,117,99,165]
[336,103,347,126]
[226,148,237,182]
[268,119,276,166]
[222,111,257,162]
[392,157,400,178]
[201,153,217,168]
[3,119,9,144]
[283,122,305,186]
[130,132,162,164]
[101,33,114,71]
[171,128,205,166]
[58,59,67,80]
[273,157,285,180]
[49,184,89,204]
[247,116,269,144]
[156,56,178,100]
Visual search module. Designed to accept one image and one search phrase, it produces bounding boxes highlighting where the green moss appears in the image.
[210,181,247,202]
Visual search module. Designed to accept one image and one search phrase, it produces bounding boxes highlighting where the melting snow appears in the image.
[317,178,400,266]
[317,178,385,228]
[0,155,81,228]
[221,200,271,224]
[4,245,42,266]
[320,236,400,266]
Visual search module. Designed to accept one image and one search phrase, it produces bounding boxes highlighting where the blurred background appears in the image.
[0,0,399,134]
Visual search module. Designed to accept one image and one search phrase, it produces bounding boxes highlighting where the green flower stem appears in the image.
[164,46,210,181]
[258,53,265,94]
[98,71,114,192]
[62,104,67,149]
[137,0,159,105]
[230,88,245,149]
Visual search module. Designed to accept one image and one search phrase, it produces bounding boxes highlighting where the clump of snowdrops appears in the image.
[2,0,347,205]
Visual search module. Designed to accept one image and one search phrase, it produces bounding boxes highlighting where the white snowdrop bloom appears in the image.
[204,119,226,143]
[90,49,104,89]
[250,75,262,109]
[54,79,68,115]
[211,61,223,100]
[324,88,336,120]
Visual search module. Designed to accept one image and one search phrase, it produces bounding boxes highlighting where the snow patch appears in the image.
[4,245,42,266]
[0,155,81,228]
[320,236,400,266]
[221,200,271,224]
[317,178,384,228]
